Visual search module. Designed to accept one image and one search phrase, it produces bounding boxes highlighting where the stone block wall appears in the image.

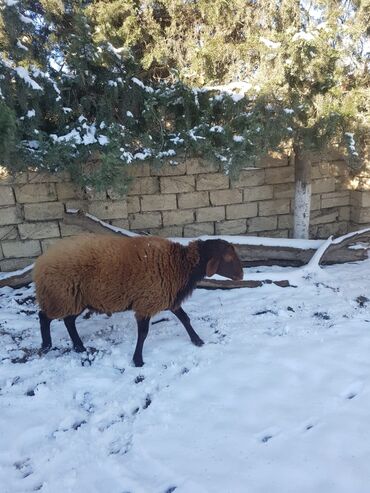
[0,152,368,272]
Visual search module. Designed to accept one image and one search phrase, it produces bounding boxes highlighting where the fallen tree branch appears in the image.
[235,242,367,266]
[63,209,139,237]
[0,265,33,289]
[1,210,369,290]
[198,279,293,289]
[64,209,369,265]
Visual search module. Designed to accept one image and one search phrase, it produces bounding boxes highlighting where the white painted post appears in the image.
[293,146,312,239]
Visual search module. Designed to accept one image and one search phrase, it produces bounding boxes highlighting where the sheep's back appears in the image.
[33,234,192,319]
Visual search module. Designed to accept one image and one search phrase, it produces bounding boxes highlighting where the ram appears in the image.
[33,234,243,366]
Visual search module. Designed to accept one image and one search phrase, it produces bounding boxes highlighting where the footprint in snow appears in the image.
[15,295,36,306]
[261,435,273,443]
[301,418,319,432]
[341,382,363,401]
[253,309,278,316]
[14,458,33,478]
[313,311,331,320]
[257,426,280,444]
[109,436,132,456]
[356,295,369,308]
[25,381,46,397]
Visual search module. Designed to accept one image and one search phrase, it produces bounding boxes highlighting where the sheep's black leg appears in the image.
[171,307,204,347]
[39,311,52,352]
[64,315,86,353]
[133,316,150,367]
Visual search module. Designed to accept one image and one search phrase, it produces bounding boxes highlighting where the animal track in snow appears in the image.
[341,381,363,401]
[14,458,33,478]
[258,427,280,444]
[261,435,273,443]
[355,295,369,308]
[253,309,278,316]
[313,311,331,320]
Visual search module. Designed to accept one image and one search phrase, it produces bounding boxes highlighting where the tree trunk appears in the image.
[293,145,312,239]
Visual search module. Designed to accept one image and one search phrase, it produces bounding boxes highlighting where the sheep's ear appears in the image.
[206,257,220,277]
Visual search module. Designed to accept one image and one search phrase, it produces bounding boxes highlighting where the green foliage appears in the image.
[0,101,17,163]
[0,0,368,191]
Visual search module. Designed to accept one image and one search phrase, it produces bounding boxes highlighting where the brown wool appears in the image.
[33,234,201,320]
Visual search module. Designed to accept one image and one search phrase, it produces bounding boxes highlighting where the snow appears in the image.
[2,257,370,492]
[16,40,28,51]
[169,135,184,145]
[24,140,39,150]
[26,109,35,118]
[157,150,176,158]
[120,151,133,163]
[4,0,18,5]
[106,42,125,59]
[204,81,252,96]
[51,123,106,146]
[233,135,244,143]
[19,13,33,24]
[189,129,205,141]
[177,234,325,249]
[231,93,244,102]
[345,132,358,157]
[131,77,154,94]
[292,31,315,42]
[332,227,370,245]
[15,67,42,91]
[210,125,224,133]
[284,108,294,114]
[260,37,281,50]
[52,128,82,145]
[97,135,109,146]
[82,124,97,145]
[0,264,33,281]
[134,150,152,160]
[215,152,228,162]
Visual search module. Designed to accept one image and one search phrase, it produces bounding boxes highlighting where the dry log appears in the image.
[237,243,367,266]
[198,279,293,289]
[0,266,33,289]
[64,209,368,266]
[1,210,369,290]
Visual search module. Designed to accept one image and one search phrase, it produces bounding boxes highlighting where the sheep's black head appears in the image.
[202,239,243,281]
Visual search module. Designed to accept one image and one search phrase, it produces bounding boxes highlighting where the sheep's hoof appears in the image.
[74,344,86,353]
[192,337,204,347]
[133,359,144,368]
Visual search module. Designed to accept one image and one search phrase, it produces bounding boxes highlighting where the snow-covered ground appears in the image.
[1,259,370,493]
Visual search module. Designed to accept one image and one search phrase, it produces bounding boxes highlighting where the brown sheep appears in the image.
[33,234,243,366]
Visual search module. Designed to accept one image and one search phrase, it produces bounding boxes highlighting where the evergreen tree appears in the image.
[94,0,369,236]
[0,0,290,191]
[1,0,368,234]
